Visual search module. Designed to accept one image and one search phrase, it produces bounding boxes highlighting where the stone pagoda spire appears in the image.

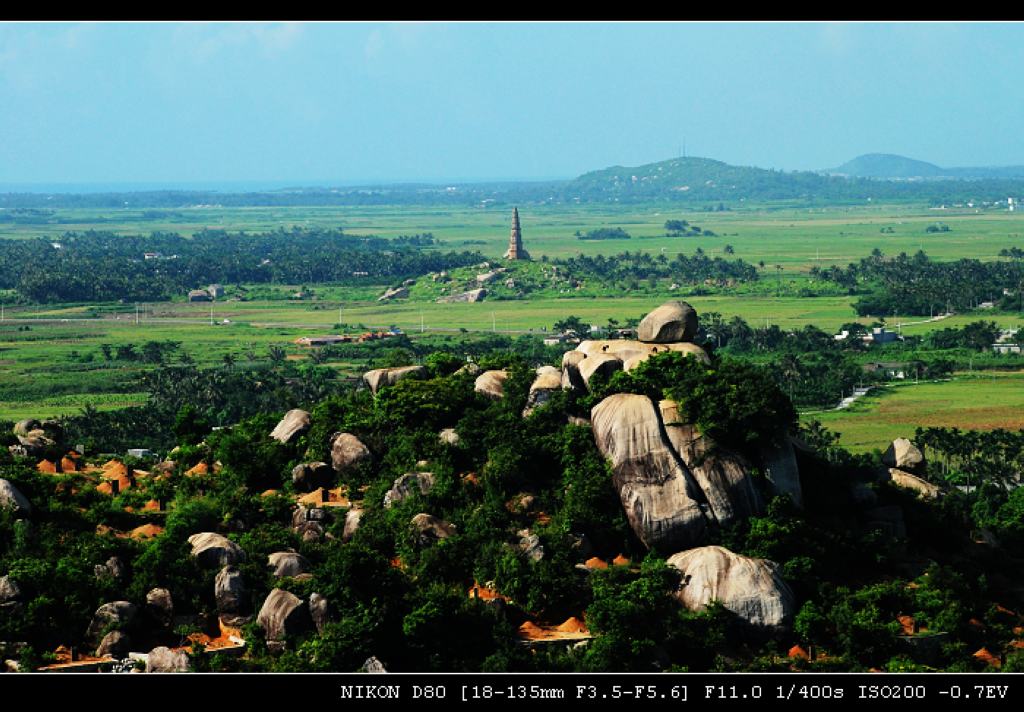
[503,207,530,260]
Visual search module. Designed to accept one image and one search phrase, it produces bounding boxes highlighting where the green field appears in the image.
[3,200,1024,433]
[809,371,1024,453]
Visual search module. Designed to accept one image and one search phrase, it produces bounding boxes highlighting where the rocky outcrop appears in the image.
[146,646,191,673]
[187,532,247,568]
[378,286,409,302]
[269,409,311,444]
[145,588,174,630]
[518,530,544,562]
[267,551,311,578]
[438,288,487,304]
[291,462,334,492]
[96,630,132,658]
[410,513,456,545]
[474,370,508,400]
[11,419,63,458]
[758,436,804,508]
[888,469,941,500]
[215,566,248,625]
[638,301,698,343]
[292,505,333,543]
[384,472,435,509]
[882,438,926,474]
[94,555,126,581]
[330,433,371,473]
[561,351,587,391]
[85,601,138,648]
[309,593,331,634]
[0,576,22,615]
[361,656,388,673]
[363,365,426,395]
[667,546,795,629]
[591,394,765,551]
[522,366,562,416]
[257,589,313,646]
[0,479,31,516]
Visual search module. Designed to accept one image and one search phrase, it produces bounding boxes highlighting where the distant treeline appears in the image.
[811,249,1024,316]
[562,249,759,287]
[0,228,483,303]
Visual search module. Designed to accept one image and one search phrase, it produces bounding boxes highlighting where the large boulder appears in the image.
[145,588,174,630]
[578,353,623,388]
[591,394,709,550]
[85,601,138,648]
[591,394,765,551]
[309,593,331,634]
[215,566,248,624]
[561,351,587,391]
[637,301,698,343]
[888,469,942,500]
[576,339,710,365]
[363,365,426,395]
[667,546,795,629]
[269,409,311,444]
[384,472,435,509]
[330,433,371,473]
[0,479,31,516]
[0,575,22,615]
[882,438,926,474]
[437,288,487,304]
[291,461,334,492]
[12,419,41,437]
[187,532,247,568]
[410,513,456,545]
[474,370,508,400]
[757,436,804,508]
[658,401,763,523]
[146,646,191,673]
[438,428,460,446]
[257,589,313,645]
[96,630,132,658]
[267,551,311,578]
[523,366,563,416]
[377,286,409,302]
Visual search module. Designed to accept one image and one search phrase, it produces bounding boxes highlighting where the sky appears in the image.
[1,21,1023,188]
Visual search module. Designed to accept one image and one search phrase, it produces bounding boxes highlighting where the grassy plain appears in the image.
[809,371,1024,453]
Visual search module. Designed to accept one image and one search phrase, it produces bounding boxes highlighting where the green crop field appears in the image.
[806,371,1024,453]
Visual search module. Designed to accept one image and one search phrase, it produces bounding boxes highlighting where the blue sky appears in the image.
[1,22,1022,187]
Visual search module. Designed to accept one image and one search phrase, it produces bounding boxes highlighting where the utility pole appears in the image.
[492,312,496,333]
[135,303,140,325]
[210,304,214,326]
[339,304,343,327]
[420,311,425,334]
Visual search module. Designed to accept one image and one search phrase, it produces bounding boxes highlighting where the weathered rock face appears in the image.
[0,479,31,516]
[638,301,698,343]
[888,469,941,500]
[13,419,40,437]
[410,513,456,545]
[474,370,508,400]
[96,630,132,658]
[267,551,311,578]
[523,366,563,416]
[378,286,409,302]
[363,365,426,395]
[518,530,544,562]
[361,656,388,673]
[0,575,21,606]
[342,508,363,543]
[330,433,371,473]
[578,353,623,387]
[95,555,127,581]
[309,593,331,634]
[384,472,435,509]
[658,401,763,524]
[291,462,334,492]
[577,339,710,364]
[757,437,804,508]
[591,394,709,550]
[438,288,487,304]
[591,394,765,551]
[145,588,174,629]
[257,589,313,645]
[667,546,795,629]
[883,438,926,474]
[215,566,248,624]
[269,409,311,444]
[146,646,191,673]
[85,601,138,648]
[187,532,247,568]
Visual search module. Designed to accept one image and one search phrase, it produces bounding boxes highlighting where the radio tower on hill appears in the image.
[503,207,530,260]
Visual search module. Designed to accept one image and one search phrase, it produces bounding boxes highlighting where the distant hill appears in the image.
[829,153,1024,181]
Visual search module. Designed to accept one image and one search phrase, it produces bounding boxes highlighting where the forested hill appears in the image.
[4,156,1024,209]
[830,153,1024,181]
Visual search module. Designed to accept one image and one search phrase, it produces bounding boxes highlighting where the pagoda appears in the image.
[503,207,530,260]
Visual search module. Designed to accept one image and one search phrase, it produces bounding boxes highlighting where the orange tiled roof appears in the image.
[788,645,810,660]
[584,557,608,570]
